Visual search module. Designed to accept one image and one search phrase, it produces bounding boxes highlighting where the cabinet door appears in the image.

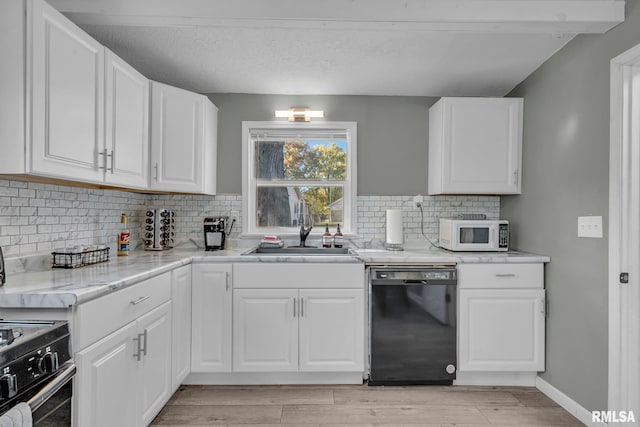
[171,265,192,390]
[150,81,205,193]
[299,289,364,372]
[459,289,545,372]
[104,49,149,189]
[75,322,138,427]
[191,264,232,372]
[137,301,173,427]
[29,0,104,182]
[233,289,298,372]
[429,97,522,195]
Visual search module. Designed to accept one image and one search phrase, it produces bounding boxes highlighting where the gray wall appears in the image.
[502,1,640,411]
[208,94,438,195]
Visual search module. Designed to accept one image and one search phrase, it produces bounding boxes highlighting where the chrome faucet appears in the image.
[298,201,313,247]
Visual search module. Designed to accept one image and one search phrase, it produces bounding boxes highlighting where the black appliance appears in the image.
[369,265,457,385]
[0,320,75,425]
[144,209,175,251]
[204,217,227,251]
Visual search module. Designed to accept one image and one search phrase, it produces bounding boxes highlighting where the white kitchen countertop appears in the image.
[0,247,549,309]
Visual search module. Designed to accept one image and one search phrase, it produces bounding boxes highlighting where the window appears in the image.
[242,121,357,236]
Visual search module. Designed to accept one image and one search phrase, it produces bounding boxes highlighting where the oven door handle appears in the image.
[27,361,76,412]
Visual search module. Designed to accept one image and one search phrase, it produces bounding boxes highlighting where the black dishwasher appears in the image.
[369,265,457,385]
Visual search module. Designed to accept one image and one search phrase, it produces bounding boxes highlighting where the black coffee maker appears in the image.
[204,217,227,251]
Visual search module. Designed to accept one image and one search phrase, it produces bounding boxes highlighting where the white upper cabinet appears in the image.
[150,81,217,195]
[29,0,105,182]
[104,49,149,189]
[0,0,151,190]
[428,97,523,195]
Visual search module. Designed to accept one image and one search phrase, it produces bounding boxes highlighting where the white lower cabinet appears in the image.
[75,322,137,427]
[298,289,365,372]
[74,272,173,427]
[233,289,298,372]
[138,302,173,426]
[459,289,545,371]
[458,263,545,373]
[191,264,232,372]
[171,265,192,390]
[76,301,172,427]
[233,288,364,372]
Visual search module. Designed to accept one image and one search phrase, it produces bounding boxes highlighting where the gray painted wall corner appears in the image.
[502,0,640,412]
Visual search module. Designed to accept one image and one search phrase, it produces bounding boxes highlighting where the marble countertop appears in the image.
[0,247,549,309]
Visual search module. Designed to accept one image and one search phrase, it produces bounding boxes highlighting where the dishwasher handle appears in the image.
[27,361,76,412]
[402,279,428,284]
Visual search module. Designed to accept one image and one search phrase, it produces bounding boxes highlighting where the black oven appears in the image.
[26,361,75,426]
[0,320,73,426]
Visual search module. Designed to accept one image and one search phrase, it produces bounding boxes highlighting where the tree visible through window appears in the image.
[243,122,356,235]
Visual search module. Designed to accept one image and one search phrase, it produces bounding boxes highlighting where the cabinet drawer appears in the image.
[75,272,171,350]
[234,263,364,289]
[458,263,543,289]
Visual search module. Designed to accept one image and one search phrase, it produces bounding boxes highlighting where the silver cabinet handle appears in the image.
[108,150,114,173]
[513,169,519,185]
[300,297,304,317]
[133,330,149,360]
[225,272,229,292]
[98,149,108,170]
[133,333,144,361]
[154,163,159,180]
[293,298,297,317]
[130,296,150,305]
[495,273,516,278]
[141,329,148,357]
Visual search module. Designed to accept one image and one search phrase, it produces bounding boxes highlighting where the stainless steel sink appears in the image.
[242,247,354,256]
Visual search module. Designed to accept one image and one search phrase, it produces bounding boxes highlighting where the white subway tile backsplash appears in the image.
[0,178,500,256]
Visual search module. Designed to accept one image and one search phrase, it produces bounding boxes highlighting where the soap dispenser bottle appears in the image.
[322,224,333,248]
[333,224,344,248]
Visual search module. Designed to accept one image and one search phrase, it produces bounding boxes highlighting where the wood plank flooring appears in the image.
[150,384,585,426]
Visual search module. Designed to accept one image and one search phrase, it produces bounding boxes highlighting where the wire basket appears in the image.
[51,247,110,269]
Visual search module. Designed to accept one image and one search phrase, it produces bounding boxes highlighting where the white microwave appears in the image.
[439,219,509,252]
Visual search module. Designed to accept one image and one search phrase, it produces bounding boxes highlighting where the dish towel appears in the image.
[0,403,33,427]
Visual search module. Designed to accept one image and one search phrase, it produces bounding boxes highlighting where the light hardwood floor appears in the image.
[151,384,585,426]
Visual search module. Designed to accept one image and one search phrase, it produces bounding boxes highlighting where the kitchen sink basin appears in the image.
[242,247,354,256]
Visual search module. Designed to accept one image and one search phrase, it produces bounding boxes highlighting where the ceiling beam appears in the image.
[50,0,624,34]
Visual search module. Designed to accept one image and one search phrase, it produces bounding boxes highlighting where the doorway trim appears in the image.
[609,43,640,416]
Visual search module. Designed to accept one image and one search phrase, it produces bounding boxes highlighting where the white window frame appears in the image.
[242,121,357,237]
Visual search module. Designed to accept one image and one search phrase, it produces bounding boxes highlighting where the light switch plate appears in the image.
[578,216,603,238]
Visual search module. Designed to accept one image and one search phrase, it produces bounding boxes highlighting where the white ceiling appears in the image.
[49,0,624,97]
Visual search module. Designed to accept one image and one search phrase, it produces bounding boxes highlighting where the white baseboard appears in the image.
[536,376,606,427]
[184,371,365,385]
[455,371,537,386]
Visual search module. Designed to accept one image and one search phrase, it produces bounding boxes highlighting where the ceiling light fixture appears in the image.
[275,108,325,122]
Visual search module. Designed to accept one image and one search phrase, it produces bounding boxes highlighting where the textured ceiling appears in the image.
[49,0,625,96]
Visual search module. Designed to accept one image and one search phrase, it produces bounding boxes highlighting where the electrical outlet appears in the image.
[577,215,603,238]
[413,194,423,208]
